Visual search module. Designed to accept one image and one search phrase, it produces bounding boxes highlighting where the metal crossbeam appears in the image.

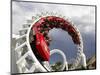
[19,28,29,31]
[16,34,26,40]
[15,42,27,51]
[16,51,30,64]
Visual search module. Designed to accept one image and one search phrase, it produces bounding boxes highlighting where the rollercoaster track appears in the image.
[14,14,86,73]
[50,49,68,71]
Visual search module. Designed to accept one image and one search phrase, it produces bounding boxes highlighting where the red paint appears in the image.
[35,32,50,61]
[31,16,81,61]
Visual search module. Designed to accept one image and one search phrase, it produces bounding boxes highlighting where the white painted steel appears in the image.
[16,34,26,40]
[16,51,30,64]
[15,42,27,51]
[50,49,68,71]
[14,13,87,73]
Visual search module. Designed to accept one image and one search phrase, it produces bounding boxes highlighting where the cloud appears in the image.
[12,1,95,35]
[70,8,95,34]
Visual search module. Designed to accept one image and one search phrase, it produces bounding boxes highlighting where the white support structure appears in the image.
[81,53,87,68]
[50,49,68,71]
[16,51,30,64]
[15,42,27,51]
[15,18,48,73]
[16,34,26,40]
[19,28,29,31]
[14,13,86,73]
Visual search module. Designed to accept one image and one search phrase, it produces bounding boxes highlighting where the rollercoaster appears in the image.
[14,12,87,73]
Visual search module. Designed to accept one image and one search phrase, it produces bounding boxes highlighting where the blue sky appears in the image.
[12,1,96,64]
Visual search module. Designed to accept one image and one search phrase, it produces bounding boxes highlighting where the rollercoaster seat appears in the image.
[35,32,50,61]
